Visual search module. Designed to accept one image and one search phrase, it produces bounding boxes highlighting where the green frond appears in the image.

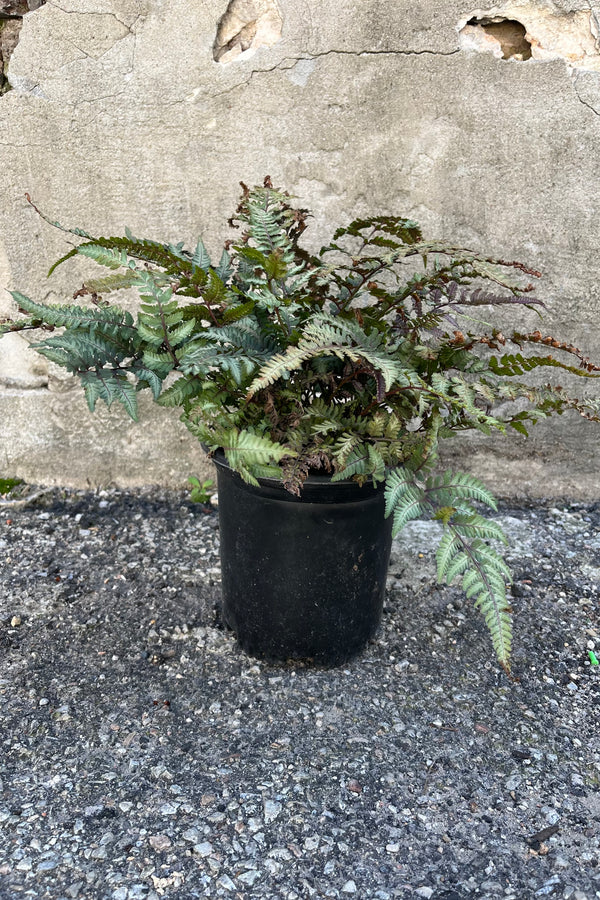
[424,471,498,511]
[49,234,198,278]
[32,329,132,372]
[155,374,204,407]
[128,362,164,400]
[80,369,138,420]
[384,467,417,519]
[490,352,600,379]
[75,243,134,271]
[331,445,370,482]
[435,530,459,577]
[168,319,197,349]
[390,486,430,535]
[436,511,512,672]
[142,349,176,379]
[216,248,234,282]
[203,270,228,306]
[192,238,212,272]
[82,271,140,294]
[444,550,471,584]
[221,300,256,324]
[218,429,293,486]
[329,216,423,248]
[247,313,414,397]
[448,511,507,544]
[179,343,257,385]
[10,292,135,331]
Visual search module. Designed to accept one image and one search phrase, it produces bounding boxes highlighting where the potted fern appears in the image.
[2,178,599,672]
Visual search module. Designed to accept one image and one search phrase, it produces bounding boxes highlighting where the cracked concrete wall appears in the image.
[1,0,600,494]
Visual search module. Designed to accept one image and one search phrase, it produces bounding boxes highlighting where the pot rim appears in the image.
[210,448,384,498]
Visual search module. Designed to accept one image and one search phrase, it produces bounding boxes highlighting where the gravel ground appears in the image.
[0,487,599,900]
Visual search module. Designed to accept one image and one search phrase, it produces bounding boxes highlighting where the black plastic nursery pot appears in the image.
[213,452,394,665]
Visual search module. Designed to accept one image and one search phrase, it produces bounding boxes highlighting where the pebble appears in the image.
[238,869,261,886]
[505,775,522,791]
[263,799,282,823]
[148,834,171,851]
[341,881,357,894]
[36,855,59,871]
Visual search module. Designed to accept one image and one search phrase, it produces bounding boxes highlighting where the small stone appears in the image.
[10,616,21,627]
[535,875,561,896]
[182,827,201,843]
[158,802,178,815]
[237,869,261,886]
[149,834,171,852]
[16,857,32,872]
[505,775,522,791]
[37,855,59,871]
[217,874,236,891]
[193,842,213,858]
[264,799,282,823]
[415,889,434,899]
[346,779,362,794]
[118,801,133,813]
[342,881,357,894]
[386,843,400,852]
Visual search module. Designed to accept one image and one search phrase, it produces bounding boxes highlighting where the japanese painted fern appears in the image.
[3,178,600,673]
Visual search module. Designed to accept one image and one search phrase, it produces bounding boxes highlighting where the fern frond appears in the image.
[424,471,498,511]
[218,429,293,486]
[155,374,204,407]
[331,445,371,482]
[128,362,164,400]
[192,238,212,272]
[48,234,198,278]
[82,271,140,294]
[384,467,417,519]
[247,314,414,396]
[490,352,600,379]
[437,512,512,672]
[79,369,138,420]
[10,292,135,331]
[447,511,507,544]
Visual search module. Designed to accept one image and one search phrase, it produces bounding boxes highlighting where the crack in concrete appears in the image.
[45,0,136,33]
[586,0,600,63]
[209,46,461,99]
[572,70,600,117]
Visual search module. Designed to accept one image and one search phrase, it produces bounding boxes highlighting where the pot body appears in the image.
[213,454,393,665]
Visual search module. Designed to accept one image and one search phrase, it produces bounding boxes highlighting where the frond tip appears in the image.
[385,466,513,673]
[436,515,513,673]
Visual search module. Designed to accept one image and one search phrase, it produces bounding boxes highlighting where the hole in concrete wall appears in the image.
[0,1,45,94]
[213,0,282,64]
[461,16,532,61]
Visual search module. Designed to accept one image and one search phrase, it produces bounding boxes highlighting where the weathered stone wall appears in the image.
[1,0,600,494]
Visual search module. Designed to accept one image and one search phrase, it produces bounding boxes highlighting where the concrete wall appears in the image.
[1,0,600,495]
